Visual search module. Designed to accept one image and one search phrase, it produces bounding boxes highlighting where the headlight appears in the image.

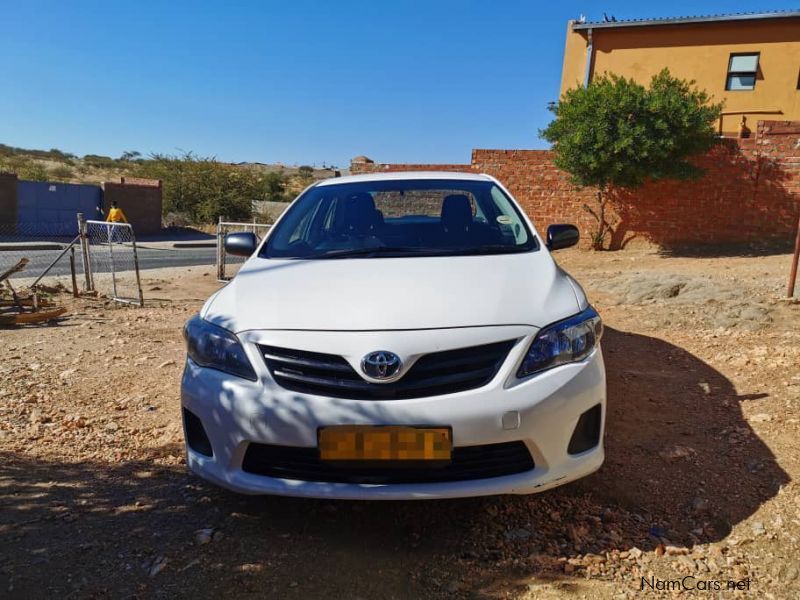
[184,315,257,381]
[517,306,602,378]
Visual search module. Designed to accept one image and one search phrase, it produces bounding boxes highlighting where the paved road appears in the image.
[2,246,218,278]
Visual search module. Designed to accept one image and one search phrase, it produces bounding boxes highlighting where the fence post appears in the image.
[788,212,800,298]
[129,224,144,307]
[69,246,78,298]
[108,224,118,299]
[216,216,224,281]
[77,213,94,292]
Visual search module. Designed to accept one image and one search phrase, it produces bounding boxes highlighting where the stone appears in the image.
[195,529,214,545]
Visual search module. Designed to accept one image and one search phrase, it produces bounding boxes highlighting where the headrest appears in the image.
[441,194,473,230]
[340,192,378,233]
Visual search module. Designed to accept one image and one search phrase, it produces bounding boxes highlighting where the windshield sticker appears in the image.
[496,215,513,225]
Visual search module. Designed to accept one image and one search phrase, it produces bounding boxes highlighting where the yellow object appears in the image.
[106,207,128,223]
[559,13,800,136]
[319,425,452,461]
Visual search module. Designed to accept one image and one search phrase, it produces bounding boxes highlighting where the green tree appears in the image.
[120,150,142,162]
[540,69,722,249]
[261,171,287,202]
[297,165,314,180]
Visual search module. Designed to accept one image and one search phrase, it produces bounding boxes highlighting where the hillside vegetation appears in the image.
[0,144,338,224]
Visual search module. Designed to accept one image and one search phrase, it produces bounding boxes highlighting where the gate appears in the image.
[216,218,272,281]
[81,219,144,306]
[17,181,102,235]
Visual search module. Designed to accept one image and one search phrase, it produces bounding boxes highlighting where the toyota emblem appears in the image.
[361,351,402,381]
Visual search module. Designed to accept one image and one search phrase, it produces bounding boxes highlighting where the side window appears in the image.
[490,186,529,244]
[287,205,316,243]
[726,53,759,91]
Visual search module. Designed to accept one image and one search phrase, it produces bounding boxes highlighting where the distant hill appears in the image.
[0,144,342,194]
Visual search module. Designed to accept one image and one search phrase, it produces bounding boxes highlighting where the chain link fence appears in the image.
[0,222,80,291]
[0,222,81,324]
[83,220,144,306]
[216,219,272,281]
[0,216,144,323]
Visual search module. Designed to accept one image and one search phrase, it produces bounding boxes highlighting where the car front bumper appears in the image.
[180,325,606,499]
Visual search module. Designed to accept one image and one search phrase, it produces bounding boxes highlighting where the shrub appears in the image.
[136,152,272,223]
[22,163,50,181]
[49,165,75,181]
[83,154,117,169]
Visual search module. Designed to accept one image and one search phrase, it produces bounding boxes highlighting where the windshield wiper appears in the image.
[445,245,530,255]
[310,244,530,259]
[313,246,440,259]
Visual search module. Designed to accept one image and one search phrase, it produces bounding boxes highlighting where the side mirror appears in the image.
[224,232,258,257]
[546,224,580,251]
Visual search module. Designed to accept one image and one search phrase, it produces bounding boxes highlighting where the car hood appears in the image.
[202,252,583,333]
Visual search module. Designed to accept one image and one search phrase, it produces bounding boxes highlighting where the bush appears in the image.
[136,152,289,223]
[21,163,49,181]
[48,165,75,181]
[162,211,194,228]
[83,154,117,169]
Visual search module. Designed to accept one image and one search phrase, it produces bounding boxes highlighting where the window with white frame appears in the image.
[726,53,759,91]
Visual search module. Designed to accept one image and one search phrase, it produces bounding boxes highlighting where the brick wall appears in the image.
[351,161,473,174]
[350,120,800,249]
[102,178,162,235]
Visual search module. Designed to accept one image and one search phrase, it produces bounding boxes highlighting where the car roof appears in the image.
[315,171,494,187]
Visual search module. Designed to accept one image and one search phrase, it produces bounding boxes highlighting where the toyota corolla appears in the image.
[181,172,605,499]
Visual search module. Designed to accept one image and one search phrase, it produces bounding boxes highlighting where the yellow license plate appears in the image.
[319,426,452,462]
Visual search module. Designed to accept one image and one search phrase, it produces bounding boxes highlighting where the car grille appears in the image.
[241,441,535,484]
[259,340,516,400]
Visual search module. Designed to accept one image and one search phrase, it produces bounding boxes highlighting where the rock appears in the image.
[658,445,696,461]
[628,547,643,560]
[749,413,772,423]
[698,382,711,395]
[59,368,77,379]
[665,545,689,556]
[751,521,766,536]
[691,496,709,514]
[147,555,168,577]
[195,529,214,545]
[505,528,531,540]
[158,360,176,369]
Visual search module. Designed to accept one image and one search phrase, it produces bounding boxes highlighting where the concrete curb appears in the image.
[0,243,65,252]
[172,241,217,248]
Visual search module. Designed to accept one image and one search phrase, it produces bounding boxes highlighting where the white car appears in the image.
[181,172,605,499]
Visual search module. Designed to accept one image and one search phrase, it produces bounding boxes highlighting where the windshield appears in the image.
[261,179,537,259]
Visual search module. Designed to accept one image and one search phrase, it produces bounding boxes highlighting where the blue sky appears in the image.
[0,1,792,167]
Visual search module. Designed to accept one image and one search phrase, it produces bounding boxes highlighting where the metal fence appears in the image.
[0,222,81,294]
[216,218,271,281]
[83,219,144,306]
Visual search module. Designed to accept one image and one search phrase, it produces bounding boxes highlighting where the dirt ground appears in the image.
[1,249,799,599]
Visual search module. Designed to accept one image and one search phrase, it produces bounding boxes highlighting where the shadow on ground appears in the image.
[0,328,788,598]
